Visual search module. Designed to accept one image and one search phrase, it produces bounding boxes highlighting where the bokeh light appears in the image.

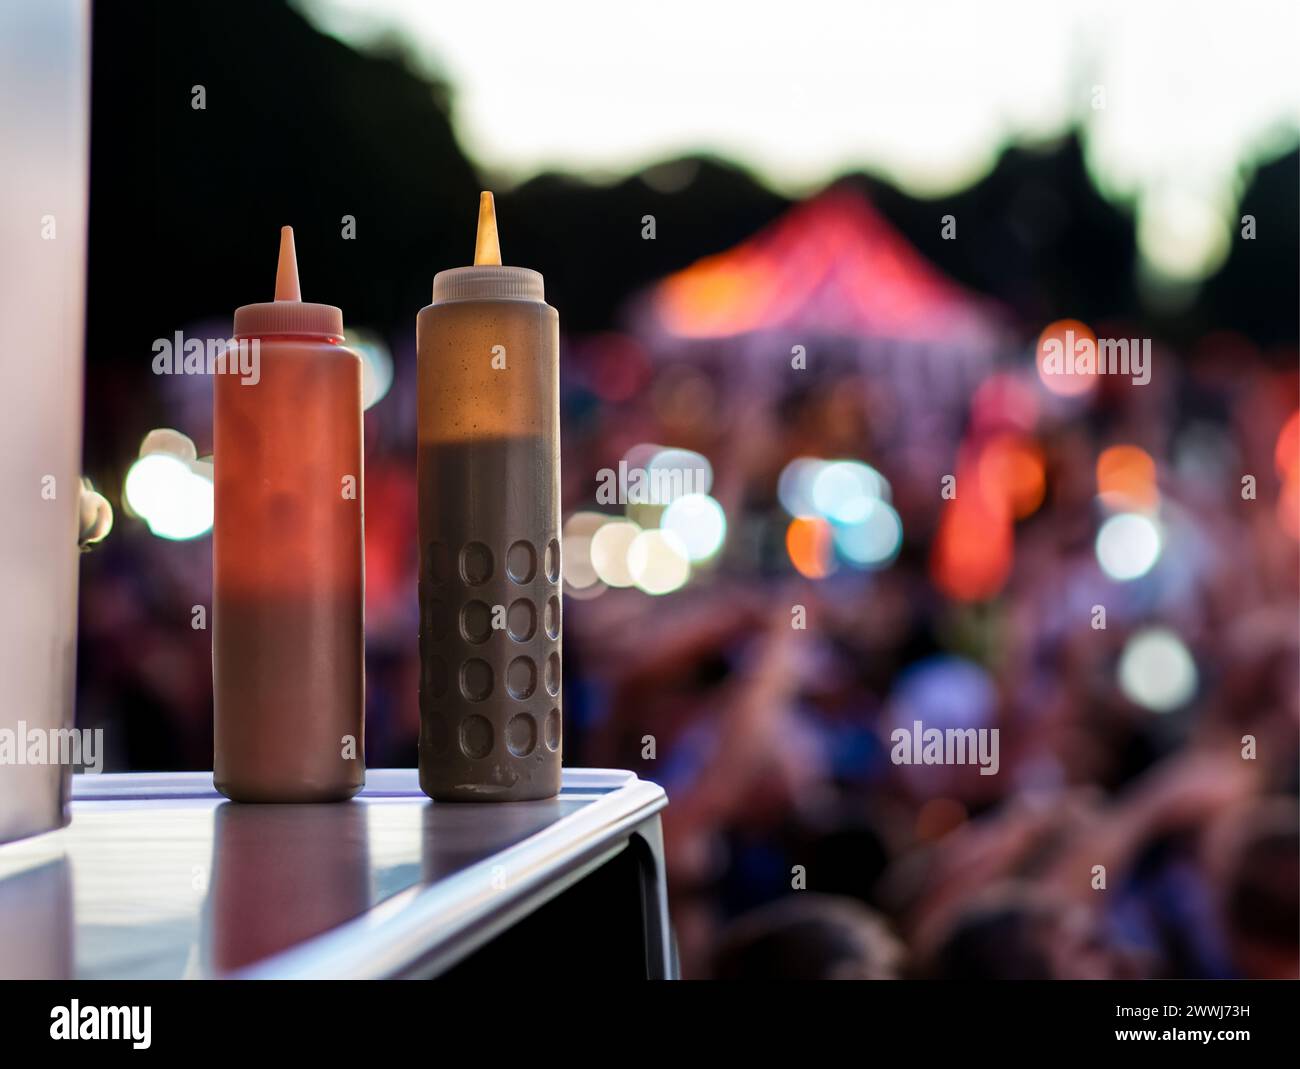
[786,516,834,579]
[833,500,903,568]
[347,328,394,410]
[661,493,727,562]
[561,511,611,590]
[932,480,1012,601]
[123,453,214,541]
[1096,512,1162,581]
[977,434,1046,520]
[628,529,691,595]
[892,655,999,730]
[1118,627,1198,712]
[1035,318,1099,398]
[589,520,641,587]
[812,460,885,524]
[1097,444,1158,512]
[138,427,197,463]
[647,447,713,501]
[78,477,114,546]
[778,458,825,516]
[1275,412,1300,537]
[1274,410,1299,477]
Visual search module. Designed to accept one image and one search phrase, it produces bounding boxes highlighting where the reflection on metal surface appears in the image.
[0,769,668,979]
[0,851,73,979]
[205,802,372,973]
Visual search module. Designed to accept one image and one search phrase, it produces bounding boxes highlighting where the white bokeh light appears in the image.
[348,329,394,410]
[778,458,825,516]
[628,529,691,595]
[661,493,727,562]
[124,453,214,541]
[1096,512,1162,580]
[812,461,885,524]
[646,447,712,502]
[589,520,640,587]
[834,500,903,568]
[561,511,611,590]
[1118,627,1197,712]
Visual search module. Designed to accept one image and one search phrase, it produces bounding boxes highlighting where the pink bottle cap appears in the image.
[233,227,344,339]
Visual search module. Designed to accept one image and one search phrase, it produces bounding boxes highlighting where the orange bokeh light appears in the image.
[977,434,1046,520]
[931,475,1013,602]
[786,516,835,579]
[1275,410,1299,478]
[1097,444,1158,512]
[1280,469,1300,541]
[1035,318,1099,398]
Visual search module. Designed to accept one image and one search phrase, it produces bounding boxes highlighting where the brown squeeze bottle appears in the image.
[417,193,562,801]
[213,227,365,802]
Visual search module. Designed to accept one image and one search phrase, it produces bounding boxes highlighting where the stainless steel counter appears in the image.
[0,768,671,979]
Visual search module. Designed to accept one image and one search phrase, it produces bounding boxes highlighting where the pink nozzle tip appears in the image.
[274,226,301,301]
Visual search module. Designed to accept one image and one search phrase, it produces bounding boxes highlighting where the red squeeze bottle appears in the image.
[213,227,365,802]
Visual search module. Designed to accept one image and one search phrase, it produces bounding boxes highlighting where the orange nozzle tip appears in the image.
[473,191,501,266]
[274,225,302,301]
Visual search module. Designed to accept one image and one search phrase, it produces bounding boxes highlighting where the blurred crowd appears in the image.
[570,327,1299,980]
[76,247,1298,986]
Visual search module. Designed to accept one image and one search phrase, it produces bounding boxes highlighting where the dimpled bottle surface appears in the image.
[213,227,365,803]
[417,193,562,802]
